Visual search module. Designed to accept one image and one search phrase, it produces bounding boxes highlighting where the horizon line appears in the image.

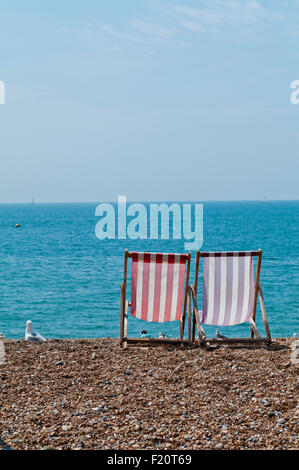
[0,199,298,204]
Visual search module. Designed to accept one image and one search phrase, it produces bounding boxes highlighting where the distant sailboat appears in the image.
[31,197,35,205]
[263,196,267,203]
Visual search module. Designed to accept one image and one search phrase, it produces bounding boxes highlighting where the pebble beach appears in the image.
[0,338,298,450]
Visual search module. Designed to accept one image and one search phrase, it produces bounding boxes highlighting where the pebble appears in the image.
[215,443,223,449]
[0,337,297,450]
[277,419,287,425]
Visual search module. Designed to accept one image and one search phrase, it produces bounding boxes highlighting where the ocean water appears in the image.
[0,201,298,340]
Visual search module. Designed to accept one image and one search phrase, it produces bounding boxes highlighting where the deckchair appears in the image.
[120,250,191,347]
[189,249,271,346]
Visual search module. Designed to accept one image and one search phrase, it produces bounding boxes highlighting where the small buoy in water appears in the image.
[14,224,21,228]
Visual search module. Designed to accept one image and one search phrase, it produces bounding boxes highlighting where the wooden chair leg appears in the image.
[258,284,271,342]
[180,318,184,347]
[123,300,129,349]
[194,310,207,345]
[250,318,262,339]
[192,310,196,342]
[188,290,192,344]
[120,284,124,346]
[188,285,206,345]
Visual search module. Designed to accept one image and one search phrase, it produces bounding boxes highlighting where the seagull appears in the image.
[0,332,5,339]
[0,340,5,365]
[159,332,166,338]
[25,320,46,342]
[216,330,228,339]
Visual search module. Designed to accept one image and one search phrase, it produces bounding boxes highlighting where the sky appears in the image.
[0,0,298,203]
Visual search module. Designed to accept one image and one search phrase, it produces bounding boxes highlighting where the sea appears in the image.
[0,201,298,340]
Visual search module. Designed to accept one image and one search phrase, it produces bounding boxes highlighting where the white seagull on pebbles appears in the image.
[25,320,46,342]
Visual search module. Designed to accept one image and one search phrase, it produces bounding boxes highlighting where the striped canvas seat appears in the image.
[131,252,189,322]
[120,250,191,346]
[201,251,256,326]
[191,249,271,347]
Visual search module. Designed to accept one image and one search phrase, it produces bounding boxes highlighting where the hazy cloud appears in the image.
[129,20,176,39]
[168,1,285,34]
[82,0,294,52]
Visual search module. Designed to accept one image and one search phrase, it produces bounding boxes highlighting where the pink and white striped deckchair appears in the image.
[189,250,271,346]
[120,250,191,346]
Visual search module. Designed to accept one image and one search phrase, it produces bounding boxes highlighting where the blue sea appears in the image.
[0,201,298,340]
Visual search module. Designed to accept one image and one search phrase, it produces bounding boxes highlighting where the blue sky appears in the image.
[0,0,298,202]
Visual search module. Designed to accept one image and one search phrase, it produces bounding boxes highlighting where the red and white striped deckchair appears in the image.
[189,250,271,346]
[120,250,191,346]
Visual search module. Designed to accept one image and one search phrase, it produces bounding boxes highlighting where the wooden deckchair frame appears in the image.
[191,249,271,346]
[120,250,192,347]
